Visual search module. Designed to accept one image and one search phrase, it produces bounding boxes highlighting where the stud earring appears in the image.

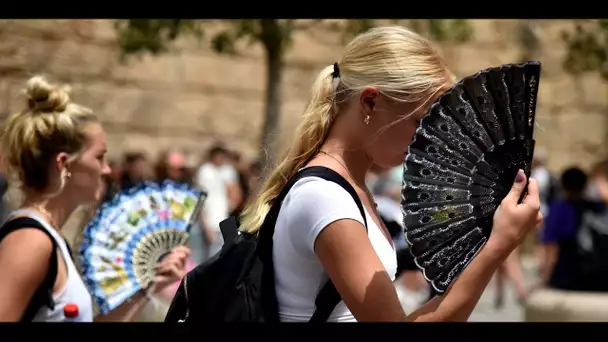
[364,115,370,125]
[66,171,72,179]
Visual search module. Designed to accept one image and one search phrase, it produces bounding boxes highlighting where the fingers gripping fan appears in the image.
[79,180,206,315]
[402,61,541,294]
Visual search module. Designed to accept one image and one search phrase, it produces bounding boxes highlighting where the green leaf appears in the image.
[211,31,237,54]
[562,19,608,81]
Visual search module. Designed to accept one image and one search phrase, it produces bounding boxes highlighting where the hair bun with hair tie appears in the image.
[25,76,71,113]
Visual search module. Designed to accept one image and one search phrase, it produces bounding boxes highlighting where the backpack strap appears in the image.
[257,166,368,323]
[0,217,59,322]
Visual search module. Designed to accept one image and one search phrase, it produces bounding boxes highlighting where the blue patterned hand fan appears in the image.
[402,61,541,294]
[79,180,206,315]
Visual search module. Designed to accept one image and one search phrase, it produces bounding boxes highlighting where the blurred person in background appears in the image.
[227,150,247,217]
[368,164,432,313]
[0,156,9,223]
[529,150,559,284]
[539,167,593,290]
[540,161,608,292]
[101,159,122,203]
[154,150,192,185]
[493,152,560,308]
[585,158,608,202]
[195,144,236,260]
[0,75,190,322]
[120,152,150,191]
[493,248,529,308]
[531,149,559,219]
[368,164,402,202]
[152,149,197,302]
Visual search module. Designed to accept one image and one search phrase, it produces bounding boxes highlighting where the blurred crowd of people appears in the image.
[97,143,263,266]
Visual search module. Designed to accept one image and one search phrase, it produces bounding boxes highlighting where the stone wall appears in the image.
[0,19,605,172]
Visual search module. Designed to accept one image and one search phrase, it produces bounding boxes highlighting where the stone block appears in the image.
[180,52,264,93]
[110,53,180,86]
[47,40,115,78]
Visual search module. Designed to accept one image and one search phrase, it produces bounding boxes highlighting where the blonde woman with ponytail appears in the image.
[240,26,542,322]
[0,75,190,322]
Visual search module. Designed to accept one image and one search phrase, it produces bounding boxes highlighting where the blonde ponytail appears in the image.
[240,65,337,234]
[240,25,453,234]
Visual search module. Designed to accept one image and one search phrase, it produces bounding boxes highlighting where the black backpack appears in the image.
[165,166,368,323]
[574,202,608,291]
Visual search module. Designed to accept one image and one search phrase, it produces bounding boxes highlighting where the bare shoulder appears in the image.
[0,227,54,276]
[0,226,55,321]
[314,218,373,261]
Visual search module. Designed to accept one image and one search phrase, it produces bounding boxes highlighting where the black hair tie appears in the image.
[332,62,340,79]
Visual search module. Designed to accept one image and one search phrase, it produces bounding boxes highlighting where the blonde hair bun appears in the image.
[25,76,72,113]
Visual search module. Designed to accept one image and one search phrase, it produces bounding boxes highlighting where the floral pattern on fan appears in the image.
[402,61,541,294]
[79,180,206,315]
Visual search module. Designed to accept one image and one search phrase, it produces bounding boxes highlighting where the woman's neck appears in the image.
[321,137,371,187]
[21,194,77,231]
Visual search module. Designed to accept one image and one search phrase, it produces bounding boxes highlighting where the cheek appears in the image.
[368,124,413,168]
[72,160,103,187]
[385,120,416,152]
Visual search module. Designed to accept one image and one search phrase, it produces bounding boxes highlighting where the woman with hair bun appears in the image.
[0,75,190,322]
[239,26,542,322]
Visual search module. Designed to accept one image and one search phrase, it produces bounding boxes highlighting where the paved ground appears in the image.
[469,256,539,322]
[146,256,542,322]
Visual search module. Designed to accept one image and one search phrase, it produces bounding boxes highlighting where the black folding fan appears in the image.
[402,61,541,294]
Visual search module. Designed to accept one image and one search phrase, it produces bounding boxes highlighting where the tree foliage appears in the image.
[114,20,204,59]
[562,20,608,80]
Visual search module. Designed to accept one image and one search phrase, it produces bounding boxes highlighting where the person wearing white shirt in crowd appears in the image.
[195,144,239,259]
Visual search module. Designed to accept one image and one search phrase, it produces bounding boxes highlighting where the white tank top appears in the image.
[273,177,398,322]
[10,209,94,322]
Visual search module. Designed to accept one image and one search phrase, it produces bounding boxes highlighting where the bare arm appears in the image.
[315,219,505,322]
[315,172,540,322]
[0,229,54,322]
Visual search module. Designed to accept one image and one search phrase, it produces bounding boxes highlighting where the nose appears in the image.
[102,162,112,176]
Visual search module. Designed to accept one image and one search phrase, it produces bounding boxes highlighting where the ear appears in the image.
[359,86,379,114]
[55,152,70,172]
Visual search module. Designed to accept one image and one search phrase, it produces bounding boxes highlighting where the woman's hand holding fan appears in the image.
[486,169,543,258]
[146,245,191,295]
